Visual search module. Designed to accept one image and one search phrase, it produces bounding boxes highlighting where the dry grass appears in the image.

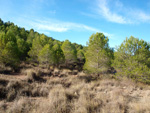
[7,97,33,113]
[0,68,150,113]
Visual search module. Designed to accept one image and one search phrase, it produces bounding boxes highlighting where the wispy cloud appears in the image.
[96,0,127,24]
[15,17,113,38]
[130,10,150,22]
[83,0,150,24]
[31,18,100,32]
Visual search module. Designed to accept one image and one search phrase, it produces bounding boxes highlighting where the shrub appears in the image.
[26,70,41,82]
[0,101,6,112]
[113,36,150,84]
[7,88,17,101]
[0,86,7,100]
[8,97,32,113]
[47,85,70,113]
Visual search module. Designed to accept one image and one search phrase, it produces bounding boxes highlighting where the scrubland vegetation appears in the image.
[0,19,150,113]
[0,66,150,113]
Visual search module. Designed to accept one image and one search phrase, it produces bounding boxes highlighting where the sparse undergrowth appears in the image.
[0,67,150,113]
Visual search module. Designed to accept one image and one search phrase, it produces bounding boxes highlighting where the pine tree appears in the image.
[27,29,35,44]
[53,43,65,67]
[113,36,150,83]
[1,41,20,70]
[17,38,29,60]
[28,34,51,62]
[0,31,20,70]
[61,40,77,65]
[77,50,85,62]
[38,44,55,67]
[84,33,113,75]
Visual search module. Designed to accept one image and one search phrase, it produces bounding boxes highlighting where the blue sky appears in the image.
[0,0,150,47]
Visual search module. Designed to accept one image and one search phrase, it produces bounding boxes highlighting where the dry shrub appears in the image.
[6,80,48,100]
[128,93,150,113]
[70,78,129,113]
[8,97,32,113]
[60,69,78,76]
[61,69,71,75]
[53,68,60,76]
[47,85,71,113]
[71,81,107,113]
[20,68,33,75]
[66,75,86,86]
[39,84,50,97]
[73,89,102,113]
[103,94,127,113]
[72,70,78,75]
[36,69,42,77]
[69,81,86,95]
[31,83,50,97]
[1,72,150,113]
[21,68,42,77]
[19,84,32,97]
[7,80,21,89]
[78,75,96,83]
[0,101,6,112]
[26,70,42,82]
[36,85,71,113]
[47,77,62,85]
[65,89,78,102]
[31,87,40,97]
[0,86,7,100]
[6,81,23,101]
[27,70,36,80]
[7,88,17,101]
[0,79,9,86]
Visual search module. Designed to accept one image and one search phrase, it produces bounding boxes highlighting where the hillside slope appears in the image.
[0,66,150,113]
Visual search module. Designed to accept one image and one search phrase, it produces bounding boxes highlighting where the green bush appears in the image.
[113,36,150,84]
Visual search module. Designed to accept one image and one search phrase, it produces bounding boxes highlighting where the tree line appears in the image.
[0,19,150,84]
[0,19,85,70]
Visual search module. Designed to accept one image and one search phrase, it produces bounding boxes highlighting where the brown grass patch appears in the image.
[0,71,150,113]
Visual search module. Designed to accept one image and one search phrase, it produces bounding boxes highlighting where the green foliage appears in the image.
[53,43,65,66]
[77,50,85,62]
[0,19,86,70]
[1,41,20,69]
[1,19,150,84]
[113,36,150,84]
[6,30,17,43]
[73,43,83,51]
[84,33,113,75]
[28,34,50,62]
[0,18,3,25]
[0,19,32,69]
[27,29,35,44]
[0,32,6,49]
[0,31,20,70]
[61,40,77,65]
[38,44,55,67]
[20,28,27,40]
[17,38,29,60]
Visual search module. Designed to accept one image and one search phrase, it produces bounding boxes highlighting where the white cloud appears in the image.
[18,17,113,38]
[130,10,150,22]
[33,22,69,32]
[30,18,101,32]
[96,0,127,24]
[84,0,150,24]
[11,15,114,38]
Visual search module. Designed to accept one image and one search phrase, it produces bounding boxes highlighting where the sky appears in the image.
[0,0,150,48]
